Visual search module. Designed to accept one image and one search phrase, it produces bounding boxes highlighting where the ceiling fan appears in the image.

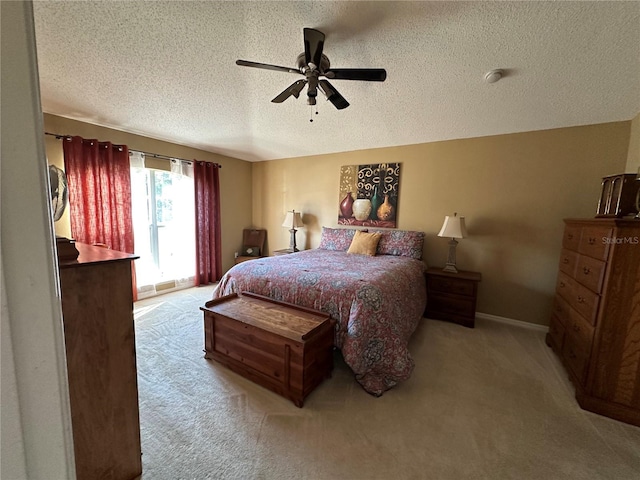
[236,28,387,112]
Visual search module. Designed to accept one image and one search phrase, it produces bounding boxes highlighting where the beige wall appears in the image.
[42,115,634,325]
[43,114,253,273]
[626,111,640,173]
[252,122,631,325]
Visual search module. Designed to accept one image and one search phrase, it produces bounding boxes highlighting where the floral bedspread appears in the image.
[212,249,427,396]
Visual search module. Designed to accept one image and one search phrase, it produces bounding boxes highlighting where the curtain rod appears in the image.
[130,149,193,166]
[44,132,221,168]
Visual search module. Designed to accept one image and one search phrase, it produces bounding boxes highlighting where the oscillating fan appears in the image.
[48,164,68,221]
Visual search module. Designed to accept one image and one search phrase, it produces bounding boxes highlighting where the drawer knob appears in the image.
[573,324,580,333]
[582,267,591,275]
[588,237,596,245]
[568,234,574,240]
[577,296,585,304]
[559,282,565,288]
[563,258,570,264]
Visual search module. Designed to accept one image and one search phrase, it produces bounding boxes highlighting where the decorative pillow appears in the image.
[347,231,382,256]
[318,227,364,251]
[372,230,425,260]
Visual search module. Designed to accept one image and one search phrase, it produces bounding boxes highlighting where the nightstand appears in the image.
[425,267,481,328]
[234,256,259,264]
[272,249,296,256]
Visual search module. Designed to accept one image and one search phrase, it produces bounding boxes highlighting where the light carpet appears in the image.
[133,286,640,480]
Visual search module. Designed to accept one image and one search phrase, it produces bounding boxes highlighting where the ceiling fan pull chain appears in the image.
[309,105,319,123]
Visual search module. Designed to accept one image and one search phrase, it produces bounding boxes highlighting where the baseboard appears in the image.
[475,312,548,332]
[155,280,177,292]
[136,279,196,301]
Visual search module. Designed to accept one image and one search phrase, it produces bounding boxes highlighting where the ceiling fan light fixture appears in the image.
[484,69,504,84]
[236,28,386,111]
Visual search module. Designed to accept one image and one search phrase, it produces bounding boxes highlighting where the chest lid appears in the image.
[202,292,332,342]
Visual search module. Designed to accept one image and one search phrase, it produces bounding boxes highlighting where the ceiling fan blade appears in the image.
[303,28,325,67]
[271,79,307,103]
[236,59,300,75]
[325,68,387,82]
[318,79,350,110]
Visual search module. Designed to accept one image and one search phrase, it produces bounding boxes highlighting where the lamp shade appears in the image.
[282,210,304,229]
[437,214,467,239]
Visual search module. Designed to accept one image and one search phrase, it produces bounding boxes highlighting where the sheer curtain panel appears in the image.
[194,160,222,285]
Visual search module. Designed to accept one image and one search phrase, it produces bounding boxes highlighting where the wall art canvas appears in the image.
[338,163,400,228]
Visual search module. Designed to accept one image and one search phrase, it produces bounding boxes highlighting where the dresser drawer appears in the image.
[566,308,595,352]
[555,272,575,304]
[551,295,571,326]
[427,292,475,318]
[548,314,566,352]
[427,276,475,297]
[558,249,578,276]
[571,282,600,326]
[578,226,612,261]
[562,225,581,251]
[575,254,606,294]
[562,331,591,385]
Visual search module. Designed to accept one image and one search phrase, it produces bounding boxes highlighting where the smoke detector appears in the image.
[484,69,504,84]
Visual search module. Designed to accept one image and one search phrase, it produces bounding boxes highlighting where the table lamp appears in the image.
[282,210,304,252]
[437,212,467,273]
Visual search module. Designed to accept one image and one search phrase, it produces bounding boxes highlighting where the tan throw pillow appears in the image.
[347,231,381,256]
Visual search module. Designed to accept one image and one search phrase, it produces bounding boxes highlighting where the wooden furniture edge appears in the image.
[202,292,335,341]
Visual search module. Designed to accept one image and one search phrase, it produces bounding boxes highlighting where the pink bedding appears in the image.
[212,249,426,396]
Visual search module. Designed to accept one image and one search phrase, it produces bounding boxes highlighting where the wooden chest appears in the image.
[201,292,334,407]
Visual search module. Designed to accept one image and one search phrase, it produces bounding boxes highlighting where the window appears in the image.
[130,161,195,298]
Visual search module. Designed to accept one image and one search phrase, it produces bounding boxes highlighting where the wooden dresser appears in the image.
[59,243,142,480]
[546,218,640,426]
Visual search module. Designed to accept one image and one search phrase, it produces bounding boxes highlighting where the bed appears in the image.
[212,227,427,396]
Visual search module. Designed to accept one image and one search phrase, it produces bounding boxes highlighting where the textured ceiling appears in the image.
[33,1,640,162]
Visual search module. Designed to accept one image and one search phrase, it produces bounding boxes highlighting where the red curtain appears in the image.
[194,160,222,285]
[63,136,137,298]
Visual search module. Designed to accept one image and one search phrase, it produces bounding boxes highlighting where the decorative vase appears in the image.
[352,199,372,221]
[377,195,395,221]
[370,186,382,220]
[340,192,354,218]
